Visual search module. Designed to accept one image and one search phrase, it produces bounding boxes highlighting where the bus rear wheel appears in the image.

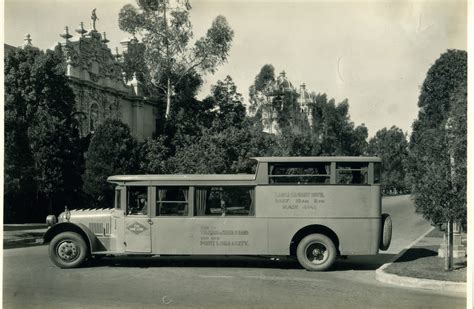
[296,234,336,271]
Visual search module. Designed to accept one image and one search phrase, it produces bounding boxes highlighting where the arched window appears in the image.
[71,112,87,137]
[90,103,99,132]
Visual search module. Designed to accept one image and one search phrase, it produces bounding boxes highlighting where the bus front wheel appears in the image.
[49,232,88,268]
[296,234,336,271]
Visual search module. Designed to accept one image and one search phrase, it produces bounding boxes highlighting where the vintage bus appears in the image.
[44,156,392,271]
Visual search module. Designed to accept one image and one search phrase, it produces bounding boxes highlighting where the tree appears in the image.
[138,136,170,174]
[408,49,467,228]
[162,91,216,154]
[445,81,467,223]
[4,46,82,222]
[118,0,234,119]
[207,75,246,129]
[416,49,467,130]
[30,49,83,215]
[248,64,275,114]
[165,76,274,174]
[4,46,41,222]
[83,119,138,206]
[408,128,454,225]
[367,126,409,195]
[308,95,367,156]
[352,125,369,155]
[167,118,274,174]
[121,38,148,84]
[408,49,467,270]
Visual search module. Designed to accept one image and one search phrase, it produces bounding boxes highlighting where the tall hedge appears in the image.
[408,50,467,226]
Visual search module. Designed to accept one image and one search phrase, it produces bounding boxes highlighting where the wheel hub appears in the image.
[57,241,79,262]
[306,243,328,265]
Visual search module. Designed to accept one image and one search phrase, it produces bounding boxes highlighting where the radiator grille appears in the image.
[89,222,111,235]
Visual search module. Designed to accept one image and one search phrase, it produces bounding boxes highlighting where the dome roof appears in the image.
[297,83,312,104]
[275,71,293,91]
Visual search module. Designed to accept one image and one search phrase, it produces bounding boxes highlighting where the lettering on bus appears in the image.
[274,191,325,210]
[199,226,249,247]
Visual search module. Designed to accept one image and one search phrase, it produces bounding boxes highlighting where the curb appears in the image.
[375,227,466,294]
[4,224,47,231]
[4,235,45,248]
[4,238,44,245]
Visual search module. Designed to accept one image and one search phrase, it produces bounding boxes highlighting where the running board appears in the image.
[92,251,160,257]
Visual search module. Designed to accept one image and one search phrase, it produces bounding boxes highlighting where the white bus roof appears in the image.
[251,156,381,163]
[108,174,256,184]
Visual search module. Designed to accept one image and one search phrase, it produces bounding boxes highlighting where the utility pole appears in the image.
[445,220,453,271]
[444,119,455,271]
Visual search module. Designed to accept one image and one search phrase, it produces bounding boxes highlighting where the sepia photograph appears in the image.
[2,0,468,308]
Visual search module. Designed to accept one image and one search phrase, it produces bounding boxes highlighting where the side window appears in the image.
[195,187,255,216]
[155,187,189,216]
[268,163,330,184]
[127,186,148,215]
[374,163,381,184]
[336,162,369,184]
[115,187,122,210]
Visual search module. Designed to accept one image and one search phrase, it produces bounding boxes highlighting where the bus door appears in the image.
[150,186,194,254]
[124,186,152,253]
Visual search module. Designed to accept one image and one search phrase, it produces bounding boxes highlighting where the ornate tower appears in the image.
[260,71,296,134]
[297,83,313,128]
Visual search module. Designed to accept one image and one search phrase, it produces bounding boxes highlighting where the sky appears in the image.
[3,0,467,137]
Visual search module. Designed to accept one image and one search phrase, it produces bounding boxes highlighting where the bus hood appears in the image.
[58,208,116,223]
[57,208,116,236]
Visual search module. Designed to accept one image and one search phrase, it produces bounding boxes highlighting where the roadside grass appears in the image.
[385,244,467,282]
[426,228,444,238]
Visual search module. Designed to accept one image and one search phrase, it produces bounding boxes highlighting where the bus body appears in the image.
[44,157,392,270]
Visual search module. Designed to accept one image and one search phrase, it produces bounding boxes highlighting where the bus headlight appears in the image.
[46,215,57,227]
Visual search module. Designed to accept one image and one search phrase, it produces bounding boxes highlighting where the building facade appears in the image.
[6,15,159,141]
[254,71,314,135]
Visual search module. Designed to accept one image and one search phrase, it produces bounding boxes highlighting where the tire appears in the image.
[379,213,392,251]
[296,233,336,271]
[49,232,88,268]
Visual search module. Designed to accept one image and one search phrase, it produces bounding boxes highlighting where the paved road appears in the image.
[381,195,434,254]
[3,195,465,308]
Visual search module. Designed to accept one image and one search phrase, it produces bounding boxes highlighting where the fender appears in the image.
[43,222,106,253]
[289,224,340,257]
